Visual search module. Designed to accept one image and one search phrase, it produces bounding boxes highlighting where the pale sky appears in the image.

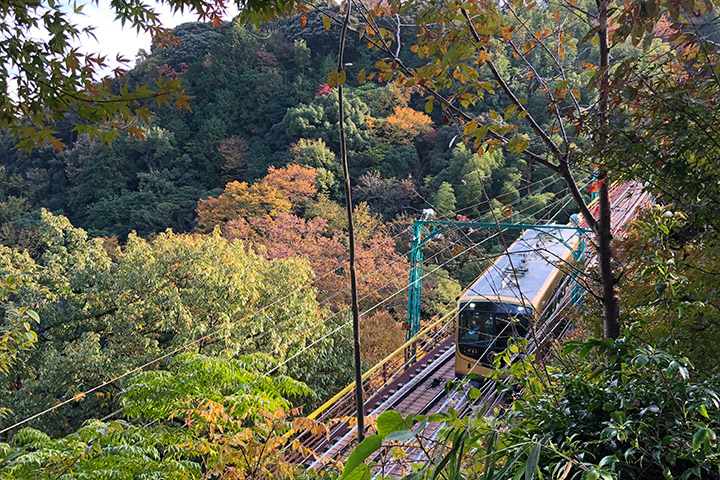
[70,1,240,72]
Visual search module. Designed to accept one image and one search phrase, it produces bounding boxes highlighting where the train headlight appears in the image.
[469,303,476,309]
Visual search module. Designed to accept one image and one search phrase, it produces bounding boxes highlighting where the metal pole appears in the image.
[336,0,364,442]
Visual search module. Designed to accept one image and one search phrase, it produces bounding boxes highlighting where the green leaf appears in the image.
[698,404,709,419]
[322,14,332,31]
[428,412,451,422]
[692,429,706,451]
[385,429,416,443]
[610,411,626,424]
[344,465,372,480]
[376,411,405,438]
[633,354,649,368]
[525,441,541,480]
[508,134,529,153]
[468,387,482,399]
[586,470,600,480]
[339,435,382,480]
[425,99,433,114]
[25,310,40,323]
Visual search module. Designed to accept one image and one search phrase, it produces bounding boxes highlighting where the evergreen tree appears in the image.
[433,182,456,215]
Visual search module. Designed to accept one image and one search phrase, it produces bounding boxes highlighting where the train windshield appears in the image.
[458,302,531,346]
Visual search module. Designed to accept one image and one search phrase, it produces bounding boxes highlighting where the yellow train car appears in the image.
[455,226,580,377]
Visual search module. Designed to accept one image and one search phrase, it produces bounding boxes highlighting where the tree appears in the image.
[0,352,323,479]
[0,210,327,434]
[358,81,413,117]
[0,0,211,151]
[224,211,409,317]
[359,311,404,364]
[262,164,318,209]
[282,90,375,151]
[432,182,456,215]
[293,39,312,75]
[290,138,340,195]
[219,136,250,184]
[195,165,317,232]
[375,106,433,146]
[64,127,203,237]
[0,273,39,412]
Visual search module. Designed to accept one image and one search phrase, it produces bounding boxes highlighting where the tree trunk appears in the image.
[597,175,620,339]
[595,0,621,340]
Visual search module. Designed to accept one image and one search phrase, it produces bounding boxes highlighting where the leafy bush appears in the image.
[341,333,720,480]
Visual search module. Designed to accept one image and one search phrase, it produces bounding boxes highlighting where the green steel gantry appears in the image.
[405,220,590,342]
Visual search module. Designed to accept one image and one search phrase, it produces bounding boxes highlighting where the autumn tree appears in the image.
[262,164,318,209]
[223,203,412,364]
[375,106,433,146]
[225,210,409,315]
[0,0,218,151]
[360,311,405,364]
[196,165,317,232]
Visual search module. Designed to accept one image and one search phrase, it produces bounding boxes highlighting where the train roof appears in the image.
[459,226,580,307]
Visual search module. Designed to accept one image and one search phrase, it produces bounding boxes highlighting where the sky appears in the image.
[70,1,240,72]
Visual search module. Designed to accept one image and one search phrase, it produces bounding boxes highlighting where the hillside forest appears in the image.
[0,0,719,477]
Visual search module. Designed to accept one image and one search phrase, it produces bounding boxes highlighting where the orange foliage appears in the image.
[263,164,317,206]
[360,310,405,364]
[187,402,328,480]
[225,213,408,316]
[196,165,318,233]
[378,106,434,145]
[196,181,291,233]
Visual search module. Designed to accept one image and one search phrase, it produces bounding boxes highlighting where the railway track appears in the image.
[303,337,456,467]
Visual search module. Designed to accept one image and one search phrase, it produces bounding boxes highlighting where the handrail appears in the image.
[308,308,457,419]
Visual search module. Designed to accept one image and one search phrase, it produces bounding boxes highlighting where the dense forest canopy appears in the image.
[0,0,719,476]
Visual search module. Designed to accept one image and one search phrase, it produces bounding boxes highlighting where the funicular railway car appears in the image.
[455,226,581,376]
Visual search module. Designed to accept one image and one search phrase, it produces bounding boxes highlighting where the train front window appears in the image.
[458,302,532,345]
[458,311,494,343]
